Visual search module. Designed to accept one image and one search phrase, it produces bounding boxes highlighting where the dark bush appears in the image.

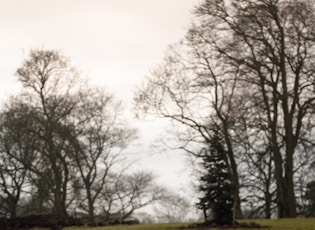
[0,214,82,230]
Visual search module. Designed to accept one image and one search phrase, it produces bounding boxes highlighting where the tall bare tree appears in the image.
[134,25,243,219]
[67,88,137,224]
[0,99,39,217]
[196,0,315,217]
[9,49,138,221]
[15,49,84,217]
[135,0,315,218]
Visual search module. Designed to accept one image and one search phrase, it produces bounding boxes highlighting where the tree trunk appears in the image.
[53,176,68,218]
[233,190,242,220]
[284,149,296,217]
[219,133,242,220]
[273,147,286,218]
[273,151,296,218]
[265,192,272,219]
[8,199,17,218]
[87,187,95,225]
[225,136,242,219]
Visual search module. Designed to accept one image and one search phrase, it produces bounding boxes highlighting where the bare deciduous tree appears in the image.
[135,0,315,218]
[0,99,39,217]
[13,49,138,219]
[67,88,137,224]
[97,171,164,223]
[15,49,84,217]
[154,191,193,223]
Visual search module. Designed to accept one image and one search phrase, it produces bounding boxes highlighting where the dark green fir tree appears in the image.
[197,134,234,225]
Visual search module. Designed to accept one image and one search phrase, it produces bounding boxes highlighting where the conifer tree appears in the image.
[197,134,234,225]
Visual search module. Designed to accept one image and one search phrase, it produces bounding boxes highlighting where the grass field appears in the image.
[66,218,315,230]
[33,218,315,230]
[243,218,315,230]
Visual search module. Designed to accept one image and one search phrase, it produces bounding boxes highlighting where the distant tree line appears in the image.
[134,0,315,223]
[0,50,164,225]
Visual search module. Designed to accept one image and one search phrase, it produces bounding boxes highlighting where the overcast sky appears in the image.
[0,0,199,193]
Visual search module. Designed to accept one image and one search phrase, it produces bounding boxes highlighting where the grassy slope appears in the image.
[33,218,315,230]
[243,218,315,230]
[65,223,189,230]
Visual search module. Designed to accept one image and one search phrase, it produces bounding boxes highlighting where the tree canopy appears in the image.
[134,0,315,218]
[0,49,164,225]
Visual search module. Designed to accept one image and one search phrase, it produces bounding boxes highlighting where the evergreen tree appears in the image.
[197,135,234,225]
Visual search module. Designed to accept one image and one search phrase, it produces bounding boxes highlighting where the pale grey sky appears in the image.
[0,0,198,100]
[0,0,199,192]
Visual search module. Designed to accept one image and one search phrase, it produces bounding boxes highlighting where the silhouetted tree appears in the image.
[197,134,234,225]
[193,0,315,217]
[66,87,137,225]
[15,49,84,217]
[9,49,137,220]
[135,0,315,219]
[0,99,38,217]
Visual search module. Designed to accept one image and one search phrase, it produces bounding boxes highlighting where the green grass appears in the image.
[32,218,315,230]
[241,218,315,230]
[65,223,189,230]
